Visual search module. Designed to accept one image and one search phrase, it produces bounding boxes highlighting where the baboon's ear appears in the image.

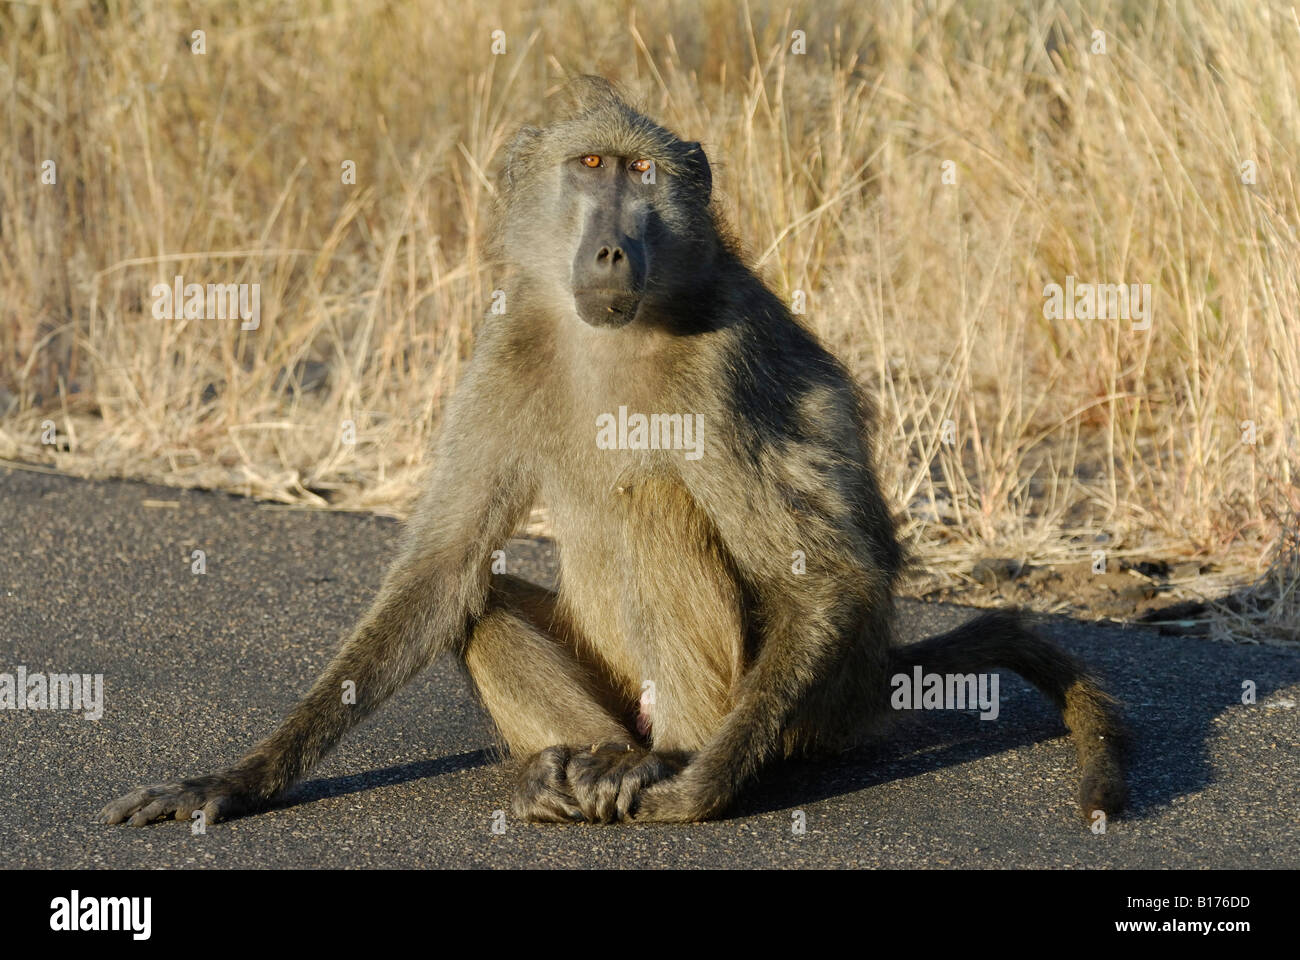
[503,125,541,191]
[683,141,712,202]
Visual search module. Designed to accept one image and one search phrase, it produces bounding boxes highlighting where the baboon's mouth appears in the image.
[573,288,643,328]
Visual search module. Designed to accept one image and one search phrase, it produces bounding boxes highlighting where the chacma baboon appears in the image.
[100,77,1127,828]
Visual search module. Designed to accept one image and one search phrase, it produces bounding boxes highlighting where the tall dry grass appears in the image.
[1,1,1297,616]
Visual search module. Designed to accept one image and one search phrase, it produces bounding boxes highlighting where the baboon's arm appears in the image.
[637,441,879,822]
[238,464,533,798]
[638,584,867,821]
[100,357,535,825]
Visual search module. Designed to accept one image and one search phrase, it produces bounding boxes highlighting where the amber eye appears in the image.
[629,158,652,173]
[579,154,602,168]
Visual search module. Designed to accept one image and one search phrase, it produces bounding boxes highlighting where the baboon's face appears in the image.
[499,98,714,330]
[565,151,654,327]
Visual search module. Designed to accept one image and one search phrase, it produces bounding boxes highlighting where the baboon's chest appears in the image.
[549,466,747,737]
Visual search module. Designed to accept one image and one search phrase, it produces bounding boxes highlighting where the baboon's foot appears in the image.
[98,771,264,827]
[511,746,584,822]
[564,742,687,824]
[512,743,688,823]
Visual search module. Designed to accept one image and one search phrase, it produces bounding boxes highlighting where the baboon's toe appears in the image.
[99,773,257,827]
[511,746,584,822]
[564,743,685,824]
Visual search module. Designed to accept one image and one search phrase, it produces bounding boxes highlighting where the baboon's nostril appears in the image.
[595,244,626,267]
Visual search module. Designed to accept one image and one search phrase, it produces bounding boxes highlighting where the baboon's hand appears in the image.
[564,743,686,824]
[631,764,731,823]
[98,771,263,827]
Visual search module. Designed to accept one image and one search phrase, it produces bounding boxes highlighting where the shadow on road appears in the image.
[260,618,1300,827]
[275,749,498,814]
[726,612,1300,822]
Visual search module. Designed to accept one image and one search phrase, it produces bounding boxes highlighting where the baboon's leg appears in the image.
[465,576,629,755]
[467,576,686,823]
[782,603,895,757]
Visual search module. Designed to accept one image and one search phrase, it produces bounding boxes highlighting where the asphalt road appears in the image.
[1,467,1296,868]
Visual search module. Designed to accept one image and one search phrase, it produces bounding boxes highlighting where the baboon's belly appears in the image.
[550,474,747,750]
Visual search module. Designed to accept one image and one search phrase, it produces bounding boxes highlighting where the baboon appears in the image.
[100,77,1127,828]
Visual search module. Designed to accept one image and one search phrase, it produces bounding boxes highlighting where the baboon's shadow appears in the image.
[260,593,1298,824]
[272,749,496,815]
[732,603,1300,820]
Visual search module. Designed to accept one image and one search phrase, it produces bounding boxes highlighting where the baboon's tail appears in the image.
[888,610,1128,819]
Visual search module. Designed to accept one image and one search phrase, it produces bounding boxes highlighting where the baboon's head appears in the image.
[496,77,717,329]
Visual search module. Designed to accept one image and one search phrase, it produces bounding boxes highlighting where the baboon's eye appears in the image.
[579,154,603,168]
[629,158,652,174]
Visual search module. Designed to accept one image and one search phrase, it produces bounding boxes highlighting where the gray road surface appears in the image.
[1,467,1296,868]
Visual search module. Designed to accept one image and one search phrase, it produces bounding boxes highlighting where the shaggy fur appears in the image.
[99,77,1127,829]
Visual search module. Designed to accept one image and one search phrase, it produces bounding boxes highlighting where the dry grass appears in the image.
[1,1,1297,631]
